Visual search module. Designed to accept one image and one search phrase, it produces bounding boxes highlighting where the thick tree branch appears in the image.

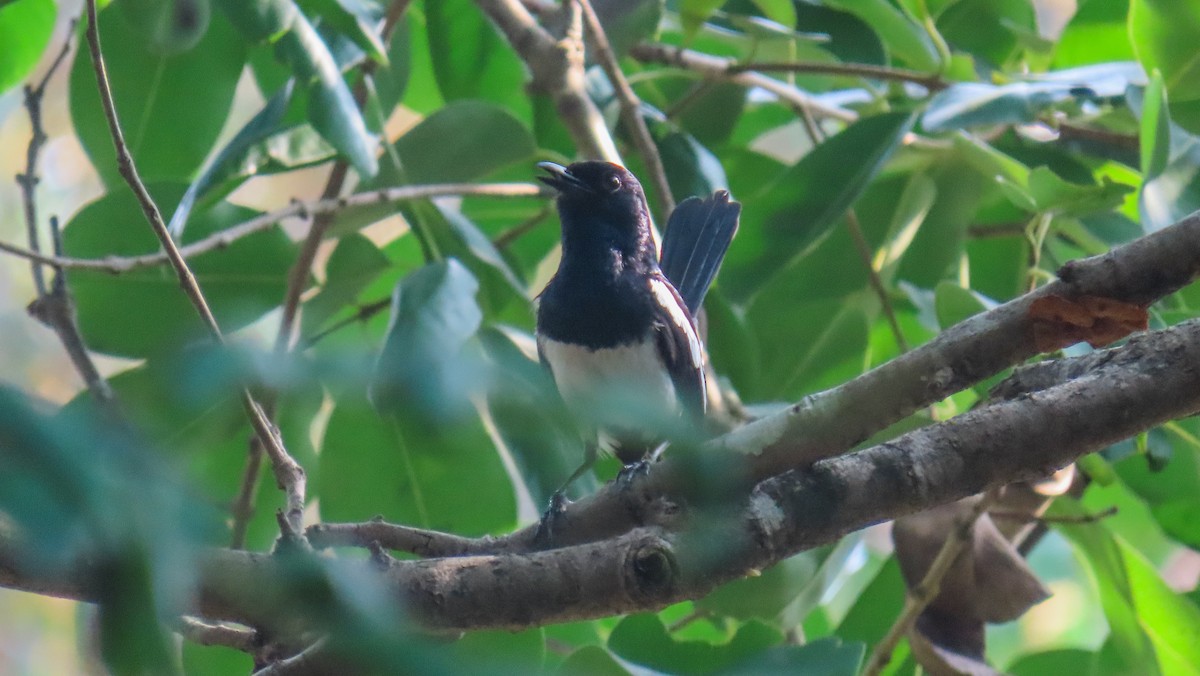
[4,318,1198,637]
[576,0,673,216]
[483,209,1200,551]
[476,0,621,161]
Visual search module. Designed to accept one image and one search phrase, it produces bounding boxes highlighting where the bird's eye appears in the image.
[606,174,622,192]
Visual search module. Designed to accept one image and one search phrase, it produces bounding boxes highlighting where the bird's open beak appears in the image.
[537,162,590,193]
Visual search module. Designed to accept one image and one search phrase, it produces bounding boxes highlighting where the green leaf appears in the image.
[216,0,296,40]
[1054,0,1134,68]
[1129,0,1200,102]
[1141,70,1171,180]
[720,111,915,301]
[1052,499,1200,675]
[607,614,782,675]
[1008,649,1096,676]
[680,0,726,38]
[934,280,990,329]
[182,642,254,676]
[0,0,55,95]
[1028,166,1135,216]
[62,185,296,358]
[749,0,796,29]
[821,0,941,71]
[391,100,536,184]
[118,0,212,55]
[370,259,484,416]
[318,390,516,534]
[425,0,531,122]
[301,233,391,336]
[557,646,630,675]
[275,10,378,178]
[923,62,1145,132]
[936,0,1035,68]
[447,628,546,674]
[697,553,818,620]
[723,637,864,676]
[168,80,297,238]
[69,6,245,185]
[300,0,387,65]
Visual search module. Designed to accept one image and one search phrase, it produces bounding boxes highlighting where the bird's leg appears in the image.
[534,442,598,547]
[615,441,665,488]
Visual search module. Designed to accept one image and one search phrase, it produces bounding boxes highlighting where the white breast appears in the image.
[539,336,678,428]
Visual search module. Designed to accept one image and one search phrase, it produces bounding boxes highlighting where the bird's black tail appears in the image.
[658,190,741,315]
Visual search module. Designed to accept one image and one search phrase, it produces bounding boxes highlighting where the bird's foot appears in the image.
[534,491,570,547]
[616,459,653,489]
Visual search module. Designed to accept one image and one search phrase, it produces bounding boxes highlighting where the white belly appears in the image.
[539,337,678,426]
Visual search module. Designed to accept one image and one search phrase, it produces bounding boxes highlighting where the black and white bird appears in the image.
[534,160,740,505]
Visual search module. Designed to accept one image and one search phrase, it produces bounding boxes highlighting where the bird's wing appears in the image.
[658,190,741,315]
[648,275,706,416]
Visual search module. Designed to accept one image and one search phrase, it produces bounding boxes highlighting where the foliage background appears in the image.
[2,0,1200,674]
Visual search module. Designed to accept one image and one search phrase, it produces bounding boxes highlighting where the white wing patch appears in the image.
[649,277,702,369]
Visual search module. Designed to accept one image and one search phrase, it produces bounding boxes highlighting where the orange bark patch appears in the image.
[1028,295,1149,351]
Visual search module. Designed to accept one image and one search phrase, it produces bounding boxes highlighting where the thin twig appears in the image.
[0,183,546,273]
[862,491,999,676]
[491,203,553,249]
[234,0,415,548]
[576,0,674,216]
[16,21,120,412]
[630,43,857,123]
[990,505,1117,525]
[17,19,77,296]
[301,296,392,348]
[795,110,907,352]
[84,0,309,541]
[25,218,119,411]
[730,60,947,91]
[847,210,908,351]
[176,616,259,654]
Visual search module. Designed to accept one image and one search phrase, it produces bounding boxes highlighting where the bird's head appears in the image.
[537,161,653,256]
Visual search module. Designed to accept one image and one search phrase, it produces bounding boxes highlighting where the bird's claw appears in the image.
[534,491,570,547]
[616,460,652,489]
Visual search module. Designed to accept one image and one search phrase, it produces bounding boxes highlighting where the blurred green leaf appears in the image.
[1008,649,1096,676]
[1054,0,1133,68]
[723,637,864,676]
[557,645,630,675]
[749,0,796,29]
[182,641,254,676]
[937,0,1035,68]
[697,553,818,620]
[0,0,55,95]
[63,185,295,358]
[607,614,782,675]
[69,5,245,185]
[680,0,726,38]
[370,259,483,416]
